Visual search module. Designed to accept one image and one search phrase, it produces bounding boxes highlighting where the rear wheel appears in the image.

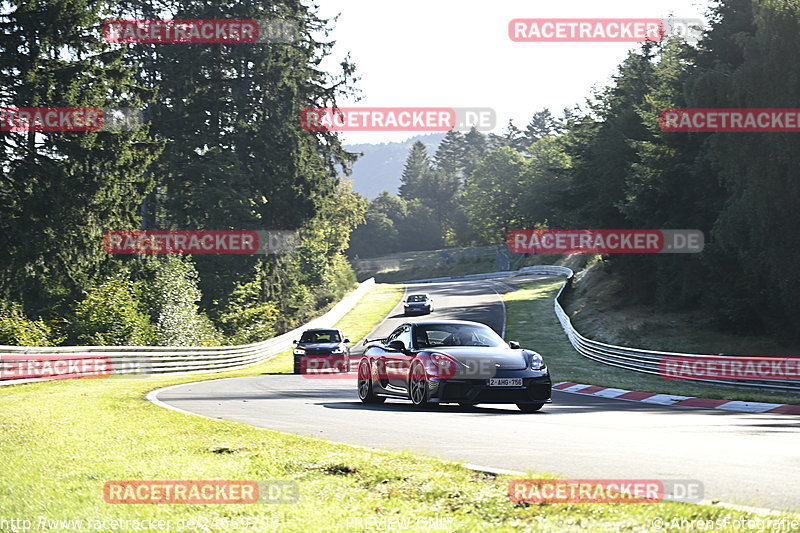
[409,362,430,406]
[517,403,544,413]
[293,359,301,374]
[459,402,476,408]
[358,360,385,404]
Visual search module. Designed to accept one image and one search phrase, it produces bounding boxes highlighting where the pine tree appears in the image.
[398,141,431,201]
[0,0,163,315]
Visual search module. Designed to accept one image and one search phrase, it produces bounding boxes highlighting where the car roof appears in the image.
[407,293,430,297]
[301,328,341,333]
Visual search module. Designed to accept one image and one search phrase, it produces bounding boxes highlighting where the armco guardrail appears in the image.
[0,278,375,385]
[545,267,800,393]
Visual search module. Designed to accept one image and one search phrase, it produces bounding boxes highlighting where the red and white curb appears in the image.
[553,382,800,415]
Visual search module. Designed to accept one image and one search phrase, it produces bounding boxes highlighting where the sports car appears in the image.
[357,320,551,412]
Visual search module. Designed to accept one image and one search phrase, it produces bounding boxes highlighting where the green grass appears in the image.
[504,278,800,406]
[1,282,797,532]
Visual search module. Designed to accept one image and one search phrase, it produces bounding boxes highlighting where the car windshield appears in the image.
[299,330,341,343]
[407,295,427,302]
[413,324,505,348]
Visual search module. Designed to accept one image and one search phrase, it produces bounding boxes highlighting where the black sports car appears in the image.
[293,328,350,374]
[357,320,551,412]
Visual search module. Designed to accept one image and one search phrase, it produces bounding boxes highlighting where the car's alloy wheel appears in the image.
[517,403,544,413]
[358,360,385,404]
[409,362,430,406]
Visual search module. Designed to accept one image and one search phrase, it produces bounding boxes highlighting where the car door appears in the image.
[387,325,415,390]
[375,326,403,390]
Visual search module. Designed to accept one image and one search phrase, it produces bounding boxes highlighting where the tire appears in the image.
[409,361,430,407]
[459,402,476,408]
[357,360,385,404]
[517,403,544,413]
[293,359,301,374]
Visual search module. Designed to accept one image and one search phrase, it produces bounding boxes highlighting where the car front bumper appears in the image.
[295,354,348,372]
[426,372,552,404]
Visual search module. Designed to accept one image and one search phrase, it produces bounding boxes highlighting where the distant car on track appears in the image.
[403,293,433,315]
[293,328,350,374]
[357,320,551,412]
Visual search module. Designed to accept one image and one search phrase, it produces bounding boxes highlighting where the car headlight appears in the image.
[429,353,460,378]
[528,352,545,370]
[293,349,305,356]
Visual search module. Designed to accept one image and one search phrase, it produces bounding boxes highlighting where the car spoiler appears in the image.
[362,336,386,346]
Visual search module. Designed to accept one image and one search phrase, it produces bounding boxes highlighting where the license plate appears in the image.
[488,378,523,387]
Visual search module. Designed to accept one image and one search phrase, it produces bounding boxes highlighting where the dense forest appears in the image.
[348,0,800,339]
[1,1,364,345]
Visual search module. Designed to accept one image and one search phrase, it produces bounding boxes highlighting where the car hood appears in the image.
[297,342,341,350]
[435,346,529,375]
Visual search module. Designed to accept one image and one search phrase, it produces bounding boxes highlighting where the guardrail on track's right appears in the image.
[521,266,800,394]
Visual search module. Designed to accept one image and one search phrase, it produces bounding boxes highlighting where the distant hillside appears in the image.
[343,133,445,198]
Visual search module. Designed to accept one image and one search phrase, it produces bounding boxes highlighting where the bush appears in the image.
[219,271,280,344]
[0,301,55,346]
[138,257,222,346]
[71,278,153,345]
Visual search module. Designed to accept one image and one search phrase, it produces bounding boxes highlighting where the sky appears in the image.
[309,0,714,145]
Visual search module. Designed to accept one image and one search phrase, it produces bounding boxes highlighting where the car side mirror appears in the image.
[387,340,406,352]
[292,340,298,344]
[508,341,521,349]
[343,338,350,344]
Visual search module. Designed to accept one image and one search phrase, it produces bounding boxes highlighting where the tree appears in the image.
[462,127,489,177]
[522,109,560,149]
[0,0,163,316]
[399,141,432,201]
[434,130,466,179]
[462,147,527,243]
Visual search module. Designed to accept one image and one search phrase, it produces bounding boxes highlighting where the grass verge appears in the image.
[1,282,797,532]
[504,278,800,406]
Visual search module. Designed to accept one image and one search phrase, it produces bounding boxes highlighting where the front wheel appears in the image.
[409,362,430,406]
[517,403,544,413]
[358,360,385,404]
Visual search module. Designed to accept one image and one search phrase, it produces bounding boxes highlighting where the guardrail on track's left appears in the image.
[0,278,375,385]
